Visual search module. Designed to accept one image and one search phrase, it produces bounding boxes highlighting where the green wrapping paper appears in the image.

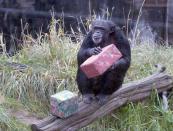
[50,90,78,118]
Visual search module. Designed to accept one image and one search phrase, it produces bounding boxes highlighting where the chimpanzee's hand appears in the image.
[108,60,120,71]
[87,47,102,56]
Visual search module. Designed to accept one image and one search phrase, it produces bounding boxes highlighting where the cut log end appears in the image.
[155,64,166,73]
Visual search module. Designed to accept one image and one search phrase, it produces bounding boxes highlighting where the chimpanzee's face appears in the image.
[92,28,106,45]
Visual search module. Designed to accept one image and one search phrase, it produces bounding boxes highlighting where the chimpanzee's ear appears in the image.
[110,24,116,33]
[110,26,115,33]
[109,22,116,33]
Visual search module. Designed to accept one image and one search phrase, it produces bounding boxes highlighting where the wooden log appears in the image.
[31,115,57,131]
[31,71,173,131]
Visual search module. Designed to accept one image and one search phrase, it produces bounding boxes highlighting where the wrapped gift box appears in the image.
[80,44,122,78]
[50,90,78,118]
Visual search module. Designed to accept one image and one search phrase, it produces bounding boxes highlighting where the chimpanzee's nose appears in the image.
[93,32,101,38]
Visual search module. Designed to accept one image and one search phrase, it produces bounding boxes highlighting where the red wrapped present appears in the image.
[80,44,122,78]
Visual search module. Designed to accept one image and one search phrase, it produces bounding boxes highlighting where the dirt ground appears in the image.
[7,109,41,125]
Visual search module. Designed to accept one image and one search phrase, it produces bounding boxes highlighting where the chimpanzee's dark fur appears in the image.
[76,19,131,104]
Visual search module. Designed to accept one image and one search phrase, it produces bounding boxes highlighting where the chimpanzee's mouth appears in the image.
[94,37,100,41]
[93,37,102,44]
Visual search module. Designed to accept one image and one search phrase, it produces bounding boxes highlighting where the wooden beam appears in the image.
[0,7,78,18]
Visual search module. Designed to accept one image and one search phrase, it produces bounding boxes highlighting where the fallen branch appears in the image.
[31,68,173,131]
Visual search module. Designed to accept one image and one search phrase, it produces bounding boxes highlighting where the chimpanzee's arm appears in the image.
[112,27,131,71]
[77,32,94,66]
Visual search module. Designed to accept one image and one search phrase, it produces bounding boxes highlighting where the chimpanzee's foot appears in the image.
[82,94,95,104]
[96,94,110,105]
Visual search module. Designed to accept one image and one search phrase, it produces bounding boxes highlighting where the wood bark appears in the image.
[31,71,173,131]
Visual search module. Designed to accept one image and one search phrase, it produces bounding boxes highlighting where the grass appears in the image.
[0,102,29,131]
[0,18,173,130]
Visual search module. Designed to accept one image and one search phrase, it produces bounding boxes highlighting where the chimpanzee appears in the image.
[76,19,131,105]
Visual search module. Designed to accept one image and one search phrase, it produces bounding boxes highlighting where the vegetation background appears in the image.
[0,17,173,131]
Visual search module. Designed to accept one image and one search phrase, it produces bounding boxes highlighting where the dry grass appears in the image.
[0,18,173,130]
